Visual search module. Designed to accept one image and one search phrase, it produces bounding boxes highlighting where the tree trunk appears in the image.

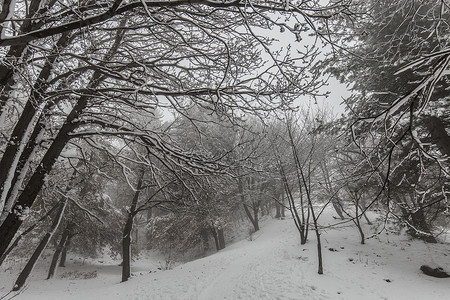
[218,228,225,250]
[12,198,67,291]
[354,196,365,245]
[275,200,281,219]
[280,191,286,218]
[121,174,143,283]
[278,161,307,244]
[200,228,210,253]
[211,228,220,251]
[121,214,133,282]
[408,209,437,243]
[59,233,74,268]
[243,203,259,232]
[320,162,345,220]
[423,116,450,158]
[47,224,72,279]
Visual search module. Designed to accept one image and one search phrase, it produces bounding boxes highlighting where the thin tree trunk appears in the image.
[354,195,365,245]
[320,162,345,220]
[121,173,143,283]
[200,228,209,253]
[243,203,259,232]
[12,198,67,291]
[280,191,286,218]
[59,233,74,267]
[218,228,225,250]
[278,161,306,244]
[47,224,72,279]
[211,228,220,251]
[275,200,281,219]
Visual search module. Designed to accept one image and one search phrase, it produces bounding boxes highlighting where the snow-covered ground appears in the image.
[1,209,449,300]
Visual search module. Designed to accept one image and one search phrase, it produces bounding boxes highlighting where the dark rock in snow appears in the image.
[420,265,450,278]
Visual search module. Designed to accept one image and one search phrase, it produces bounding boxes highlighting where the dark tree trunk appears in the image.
[211,227,225,251]
[12,199,67,291]
[217,228,225,250]
[423,116,450,158]
[278,161,307,244]
[354,196,365,245]
[200,228,210,253]
[211,228,220,251]
[238,178,259,232]
[59,233,74,268]
[121,215,133,282]
[280,191,286,218]
[47,224,73,279]
[121,174,143,283]
[320,162,345,220]
[243,203,259,232]
[408,209,437,243]
[275,201,281,219]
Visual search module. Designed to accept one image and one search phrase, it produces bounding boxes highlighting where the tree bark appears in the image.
[121,173,144,283]
[47,224,73,279]
[211,228,220,251]
[243,203,259,232]
[275,200,281,219]
[217,228,225,250]
[12,198,67,291]
[408,209,437,243]
[59,233,74,268]
[423,116,450,159]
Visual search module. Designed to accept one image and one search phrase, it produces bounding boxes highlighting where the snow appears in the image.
[1,208,450,300]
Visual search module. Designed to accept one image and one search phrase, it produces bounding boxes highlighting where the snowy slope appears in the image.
[1,209,450,300]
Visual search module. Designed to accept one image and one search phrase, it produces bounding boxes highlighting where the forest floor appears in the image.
[1,208,449,300]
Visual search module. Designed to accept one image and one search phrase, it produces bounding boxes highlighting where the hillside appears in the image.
[1,208,449,300]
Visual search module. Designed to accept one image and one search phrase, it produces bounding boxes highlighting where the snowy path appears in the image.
[197,221,299,300]
[135,218,322,300]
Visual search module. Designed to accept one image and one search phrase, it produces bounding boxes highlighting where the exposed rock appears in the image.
[420,265,450,278]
